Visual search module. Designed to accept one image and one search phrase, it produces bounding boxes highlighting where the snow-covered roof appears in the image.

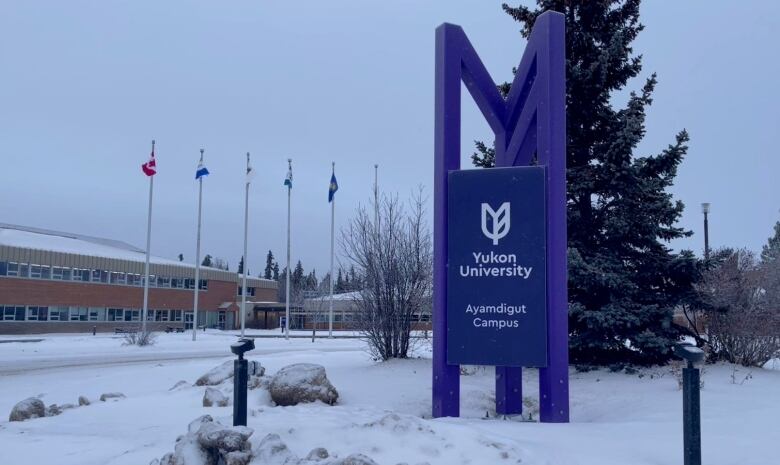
[0,223,201,268]
[305,291,362,302]
[0,223,275,285]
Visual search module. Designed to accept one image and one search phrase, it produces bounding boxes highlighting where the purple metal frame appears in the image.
[433,11,569,422]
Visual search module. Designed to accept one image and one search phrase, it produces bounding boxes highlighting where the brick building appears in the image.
[0,223,277,334]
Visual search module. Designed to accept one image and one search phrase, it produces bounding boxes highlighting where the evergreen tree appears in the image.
[237,256,244,275]
[201,255,213,267]
[264,250,275,280]
[474,1,695,365]
[761,221,780,264]
[305,269,318,291]
[277,267,288,302]
[292,261,305,293]
[335,268,345,293]
[178,253,184,262]
[272,263,280,281]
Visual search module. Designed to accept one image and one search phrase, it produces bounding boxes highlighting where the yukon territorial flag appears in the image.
[245,155,255,184]
[142,145,157,176]
[284,160,293,188]
[195,160,209,179]
[328,171,338,203]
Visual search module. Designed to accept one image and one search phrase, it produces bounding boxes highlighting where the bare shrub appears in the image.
[697,249,780,367]
[122,329,157,346]
[341,189,432,361]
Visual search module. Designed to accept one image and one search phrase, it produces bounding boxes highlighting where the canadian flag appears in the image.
[142,145,156,176]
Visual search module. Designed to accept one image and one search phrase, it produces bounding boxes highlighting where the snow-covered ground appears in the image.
[0,332,778,464]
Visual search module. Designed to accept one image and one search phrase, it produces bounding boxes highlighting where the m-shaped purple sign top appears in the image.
[432,10,569,423]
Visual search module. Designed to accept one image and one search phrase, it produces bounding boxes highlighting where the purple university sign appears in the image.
[433,11,569,422]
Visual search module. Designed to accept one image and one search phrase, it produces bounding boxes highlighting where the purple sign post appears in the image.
[433,11,569,422]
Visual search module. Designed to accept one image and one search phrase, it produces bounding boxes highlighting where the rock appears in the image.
[169,380,189,391]
[247,375,270,391]
[45,404,62,417]
[224,450,252,465]
[333,455,379,465]
[9,397,46,422]
[78,395,91,406]
[196,423,253,452]
[306,448,330,461]
[251,433,296,464]
[195,360,264,386]
[203,388,230,407]
[152,415,254,465]
[188,415,212,432]
[269,364,339,406]
[100,392,126,402]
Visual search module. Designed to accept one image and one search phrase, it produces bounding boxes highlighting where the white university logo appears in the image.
[481,202,511,245]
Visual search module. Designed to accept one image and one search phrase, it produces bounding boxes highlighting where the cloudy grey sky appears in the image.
[1,1,778,275]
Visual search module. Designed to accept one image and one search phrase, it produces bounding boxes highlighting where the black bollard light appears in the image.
[230,338,255,426]
[674,343,705,465]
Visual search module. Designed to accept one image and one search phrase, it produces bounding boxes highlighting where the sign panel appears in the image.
[447,166,547,367]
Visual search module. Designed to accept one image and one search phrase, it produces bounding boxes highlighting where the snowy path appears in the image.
[0,346,362,375]
[1,333,779,465]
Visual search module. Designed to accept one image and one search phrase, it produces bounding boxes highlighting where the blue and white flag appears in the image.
[328,171,338,203]
[195,160,209,179]
[246,161,255,184]
[284,161,292,188]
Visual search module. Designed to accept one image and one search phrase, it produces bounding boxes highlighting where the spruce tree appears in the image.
[201,255,212,267]
[264,250,275,279]
[237,256,244,275]
[474,1,695,365]
[761,221,780,264]
[292,261,305,294]
[272,263,280,281]
[336,268,345,293]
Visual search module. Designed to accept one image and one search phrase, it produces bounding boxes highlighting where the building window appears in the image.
[127,274,141,286]
[91,270,108,283]
[52,266,70,280]
[110,272,126,285]
[3,306,25,321]
[0,261,7,276]
[19,263,29,277]
[108,308,123,321]
[26,265,51,279]
[158,277,171,288]
[238,286,255,296]
[128,309,140,321]
[49,306,69,321]
[88,307,106,321]
[172,310,182,322]
[199,280,208,290]
[32,306,48,321]
[6,262,19,277]
[30,265,42,278]
[69,307,88,321]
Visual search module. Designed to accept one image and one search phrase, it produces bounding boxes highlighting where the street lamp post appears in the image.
[701,203,710,261]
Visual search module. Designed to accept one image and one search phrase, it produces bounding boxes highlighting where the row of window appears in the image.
[1,305,188,322]
[0,261,208,290]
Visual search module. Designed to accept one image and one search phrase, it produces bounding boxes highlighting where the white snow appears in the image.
[0,331,778,464]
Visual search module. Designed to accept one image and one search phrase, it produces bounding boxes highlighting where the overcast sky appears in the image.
[1,1,778,276]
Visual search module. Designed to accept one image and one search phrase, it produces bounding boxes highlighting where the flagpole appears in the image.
[241,152,250,338]
[192,149,204,341]
[285,158,292,340]
[329,162,336,338]
[141,140,155,333]
[374,164,379,228]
